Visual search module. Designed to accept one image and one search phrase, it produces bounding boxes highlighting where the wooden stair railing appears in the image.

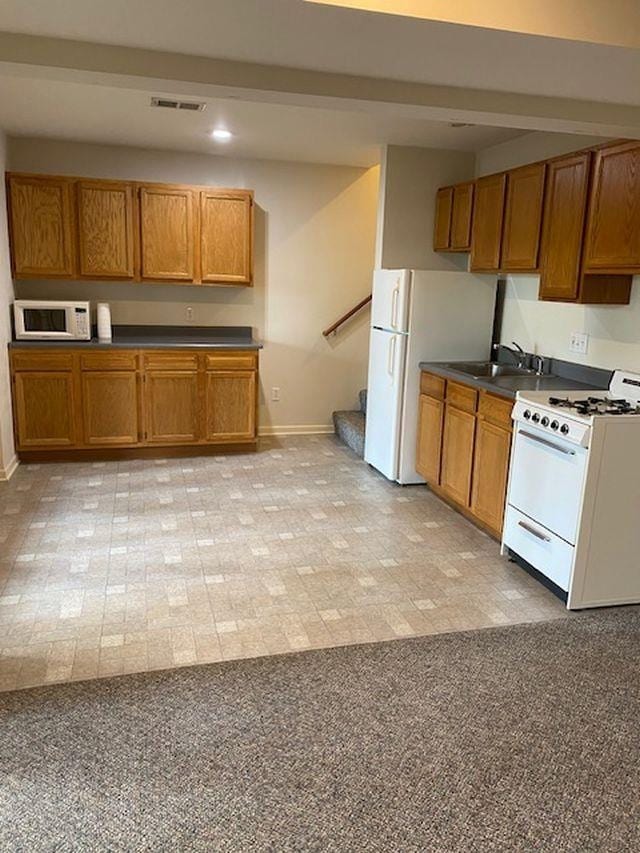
[322,294,372,337]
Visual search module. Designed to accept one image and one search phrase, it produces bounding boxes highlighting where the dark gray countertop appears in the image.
[10,325,262,350]
[419,358,611,400]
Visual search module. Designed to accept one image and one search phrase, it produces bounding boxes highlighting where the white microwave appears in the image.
[14,300,91,341]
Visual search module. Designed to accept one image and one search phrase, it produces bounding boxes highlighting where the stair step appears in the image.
[359,389,367,415]
[332,410,365,458]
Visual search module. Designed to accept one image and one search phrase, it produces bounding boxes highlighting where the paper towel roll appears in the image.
[97,303,112,342]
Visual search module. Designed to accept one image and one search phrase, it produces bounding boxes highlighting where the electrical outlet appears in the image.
[271,387,280,402]
[186,306,194,323]
[569,331,589,354]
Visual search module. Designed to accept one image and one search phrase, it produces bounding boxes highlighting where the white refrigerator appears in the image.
[364,269,497,484]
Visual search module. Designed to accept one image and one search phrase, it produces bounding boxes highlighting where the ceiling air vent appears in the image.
[151,97,207,112]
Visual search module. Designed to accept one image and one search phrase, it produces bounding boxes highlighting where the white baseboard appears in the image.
[259,424,334,437]
[0,454,18,482]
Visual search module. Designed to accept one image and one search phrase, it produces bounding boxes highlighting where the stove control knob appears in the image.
[531,413,540,423]
[541,416,550,427]
[560,423,570,435]
[550,420,559,431]
[523,409,531,420]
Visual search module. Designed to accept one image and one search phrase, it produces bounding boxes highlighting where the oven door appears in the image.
[507,423,588,545]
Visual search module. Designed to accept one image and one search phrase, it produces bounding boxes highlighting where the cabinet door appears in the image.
[470,173,506,271]
[470,419,512,535]
[82,371,140,445]
[416,394,443,484]
[539,153,591,301]
[139,186,195,281]
[584,141,640,271]
[13,371,77,448]
[433,187,453,251]
[200,191,252,284]
[440,405,476,507]
[501,163,546,271]
[8,175,75,278]
[450,182,474,250]
[77,180,135,279]
[144,370,200,443]
[205,370,256,442]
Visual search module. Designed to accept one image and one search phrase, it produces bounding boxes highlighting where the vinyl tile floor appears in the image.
[0,435,568,692]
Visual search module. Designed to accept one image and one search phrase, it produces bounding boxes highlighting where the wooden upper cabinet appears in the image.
[200,191,253,284]
[77,180,135,279]
[450,182,474,250]
[539,152,591,302]
[7,174,76,278]
[470,173,506,272]
[433,187,453,251]
[433,183,474,252]
[139,185,195,282]
[584,141,640,271]
[501,163,546,271]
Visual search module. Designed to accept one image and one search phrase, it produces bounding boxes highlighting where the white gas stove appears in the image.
[503,370,640,610]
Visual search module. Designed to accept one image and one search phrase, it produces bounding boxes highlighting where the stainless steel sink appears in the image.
[449,361,536,379]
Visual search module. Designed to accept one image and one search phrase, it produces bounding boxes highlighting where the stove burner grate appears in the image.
[548,395,640,416]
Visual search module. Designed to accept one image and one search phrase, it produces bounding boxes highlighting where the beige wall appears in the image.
[475,131,611,176]
[9,137,379,433]
[476,131,640,371]
[0,130,16,479]
[377,144,474,270]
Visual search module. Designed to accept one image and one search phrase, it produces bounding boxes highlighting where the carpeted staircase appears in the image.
[333,389,367,456]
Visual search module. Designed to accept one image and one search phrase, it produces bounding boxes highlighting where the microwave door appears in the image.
[23,307,68,334]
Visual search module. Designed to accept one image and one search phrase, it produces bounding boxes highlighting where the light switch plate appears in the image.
[570,331,589,354]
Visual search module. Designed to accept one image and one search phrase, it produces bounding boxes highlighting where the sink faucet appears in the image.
[531,354,545,375]
[496,341,527,369]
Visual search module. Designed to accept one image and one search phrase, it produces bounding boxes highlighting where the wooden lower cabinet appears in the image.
[82,371,140,446]
[145,370,200,444]
[470,419,512,534]
[440,404,476,507]
[205,370,256,442]
[10,347,258,457]
[13,371,77,448]
[417,371,513,538]
[415,393,443,484]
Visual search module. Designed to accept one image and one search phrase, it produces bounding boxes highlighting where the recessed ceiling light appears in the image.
[211,129,233,142]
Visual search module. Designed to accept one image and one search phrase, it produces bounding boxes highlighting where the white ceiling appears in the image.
[0,0,639,105]
[0,0,635,165]
[0,76,527,167]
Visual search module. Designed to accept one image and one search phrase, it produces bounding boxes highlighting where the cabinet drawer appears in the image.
[446,380,477,413]
[478,391,513,429]
[503,505,573,592]
[420,371,445,399]
[143,352,198,371]
[11,350,75,371]
[80,351,138,371]
[204,351,257,371]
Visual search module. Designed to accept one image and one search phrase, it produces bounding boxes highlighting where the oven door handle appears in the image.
[519,429,576,455]
[518,520,551,542]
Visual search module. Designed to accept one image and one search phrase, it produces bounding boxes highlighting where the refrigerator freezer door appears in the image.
[371,269,411,333]
[364,328,407,480]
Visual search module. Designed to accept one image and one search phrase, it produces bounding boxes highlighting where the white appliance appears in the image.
[364,269,496,484]
[14,300,91,341]
[503,370,640,609]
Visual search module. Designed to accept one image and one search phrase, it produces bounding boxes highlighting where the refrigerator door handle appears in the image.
[391,285,399,329]
[387,335,397,376]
